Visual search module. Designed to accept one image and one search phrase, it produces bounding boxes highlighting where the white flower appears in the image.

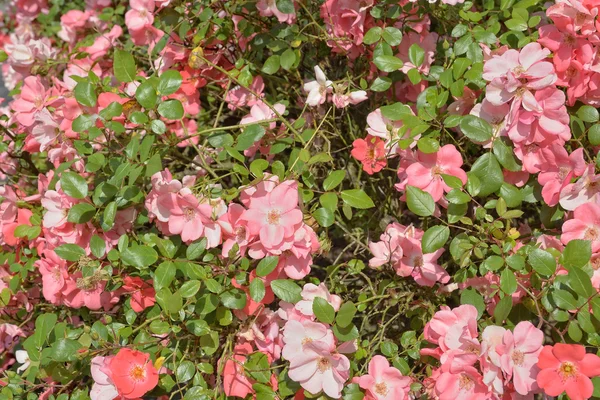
[303,66,332,107]
[15,350,30,373]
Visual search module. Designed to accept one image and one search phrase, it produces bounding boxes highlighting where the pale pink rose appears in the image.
[11,76,52,127]
[395,237,448,287]
[304,66,332,107]
[240,182,303,252]
[287,340,350,398]
[405,144,467,202]
[36,250,69,305]
[332,90,368,108]
[295,283,343,316]
[538,146,586,207]
[562,202,600,252]
[435,353,490,400]
[498,321,543,395]
[282,319,335,360]
[125,0,155,31]
[483,42,556,114]
[168,193,209,243]
[354,355,412,400]
[90,356,119,400]
[257,0,296,23]
[559,165,600,210]
[423,304,479,355]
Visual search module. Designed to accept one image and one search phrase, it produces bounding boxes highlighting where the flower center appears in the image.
[129,364,146,382]
[432,166,443,176]
[524,143,539,154]
[413,256,424,268]
[592,258,600,270]
[512,65,526,77]
[317,357,331,372]
[585,227,600,241]
[235,226,246,240]
[458,373,474,391]
[184,207,195,221]
[559,362,578,379]
[576,12,587,25]
[301,337,313,345]
[558,167,570,180]
[566,66,578,78]
[267,209,280,225]
[76,277,96,291]
[512,350,524,366]
[374,381,388,396]
[564,34,577,46]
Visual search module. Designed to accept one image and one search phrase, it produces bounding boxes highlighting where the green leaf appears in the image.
[568,267,595,298]
[99,101,123,121]
[186,238,207,260]
[373,55,403,72]
[60,172,88,199]
[73,114,97,132]
[323,170,346,191]
[494,295,512,323]
[34,313,58,347]
[157,70,183,95]
[220,288,247,310]
[336,301,356,328]
[421,225,450,254]
[460,288,485,318]
[67,203,96,223]
[121,245,159,268]
[90,235,106,258]
[102,201,117,230]
[588,124,600,146]
[236,124,266,151]
[275,0,294,14]
[493,139,521,172]
[313,297,335,324]
[528,248,556,276]
[74,81,97,107]
[470,153,503,197]
[262,55,281,75]
[313,207,335,227]
[370,77,392,92]
[363,27,382,45]
[408,44,425,67]
[280,49,296,70]
[154,261,176,290]
[135,80,158,109]
[176,361,196,382]
[179,280,201,298]
[157,99,184,120]
[578,105,599,123]
[460,115,493,143]
[500,268,517,294]
[249,278,266,302]
[406,186,435,216]
[114,49,136,83]
[553,289,579,310]
[340,189,374,209]
[55,244,85,261]
[256,256,279,277]
[382,27,402,46]
[51,338,82,362]
[562,239,592,269]
[271,279,302,303]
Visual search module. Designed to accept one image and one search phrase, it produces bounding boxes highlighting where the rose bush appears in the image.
[3,0,600,399]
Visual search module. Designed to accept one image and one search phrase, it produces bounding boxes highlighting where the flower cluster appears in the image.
[2,0,600,399]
